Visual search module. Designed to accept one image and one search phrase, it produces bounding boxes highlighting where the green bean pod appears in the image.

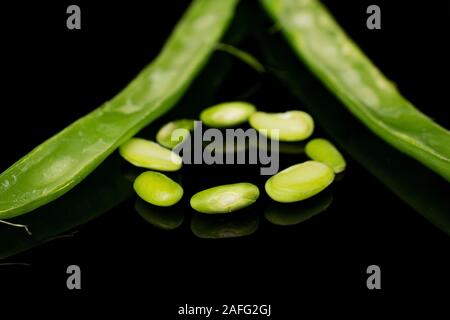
[0,0,238,219]
[261,0,450,182]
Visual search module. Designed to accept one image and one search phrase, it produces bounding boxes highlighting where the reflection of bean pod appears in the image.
[264,191,333,226]
[191,212,259,239]
[265,161,334,203]
[135,199,184,230]
[0,155,134,259]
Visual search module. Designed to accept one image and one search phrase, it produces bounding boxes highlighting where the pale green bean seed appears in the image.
[249,110,314,141]
[119,138,182,171]
[134,171,183,207]
[156,119,196,149]
[305,138,346,173]
[190,183,260,214]
[200,101,256,128]
[265,161,334,203]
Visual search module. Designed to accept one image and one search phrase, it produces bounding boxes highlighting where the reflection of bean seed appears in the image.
[190,183,259,214]
[305,138,346,173]
[156,119,195,149]
[135,198,184,230]
[264,191,333,226]
[191,212,259,239]
[200,101,256,128]
[265,161,334,203]
[134,171,183,207]
[119,138,182,171]
[249,110,314,141]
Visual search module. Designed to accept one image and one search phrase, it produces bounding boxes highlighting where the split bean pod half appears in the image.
[261,0,450,182]
[0,0,238,219]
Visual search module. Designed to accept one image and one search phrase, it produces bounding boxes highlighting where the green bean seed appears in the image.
[119,138,182,171]
[200,101,256,128]
[156,119,196,149]
[134,171,183,207]
[265,161,334,203]
[249,110,314,141]
[305,138,346,173]
[190,183,260,214]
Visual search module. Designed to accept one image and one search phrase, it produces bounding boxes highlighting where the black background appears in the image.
[0,0,449,315]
